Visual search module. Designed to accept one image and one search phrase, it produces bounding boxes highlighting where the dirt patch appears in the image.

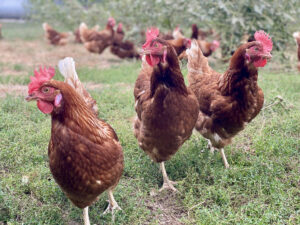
[0,67,27,76]
[144,191,187,225]
[0,39,124,73]
[84,82,108,91]
[0,84,27,97]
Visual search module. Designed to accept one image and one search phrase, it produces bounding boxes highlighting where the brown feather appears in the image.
[44,80,123,208]
[110,45,139,59]
[166,38,188,56]
[134,41,199,162]
[80,22,114,54]
[187,41,264,149]
[43,23,69,46]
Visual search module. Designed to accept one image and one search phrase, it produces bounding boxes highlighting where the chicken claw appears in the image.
[159,180,178,192]
[159,162,178,192]
[103,189,122,220]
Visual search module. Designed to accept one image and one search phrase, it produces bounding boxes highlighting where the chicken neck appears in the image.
[150,56,188,98]
[50,81,111,140]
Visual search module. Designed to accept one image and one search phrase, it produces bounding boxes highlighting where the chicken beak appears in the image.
[139,46,167,56]
[139,49,152,55]
[25,93,37,101]
[261,52,272,60]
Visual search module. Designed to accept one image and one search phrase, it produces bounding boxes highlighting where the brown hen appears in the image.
[134,28,199,192]
[79,17,115,54]
[26,58,124,225]
[166,27,191,56]
[113,23,125,46]
[43,23,69,46]
[110,45,140,59]
[110,23,140,59]
[167,37,191,56]
[186,31,272,168]
[197,39,220,57]
[74,24,99,43]
[179,39,220,60]
[191,24,215,40]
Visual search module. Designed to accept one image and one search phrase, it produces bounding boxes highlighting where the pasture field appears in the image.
[0,22,300,225]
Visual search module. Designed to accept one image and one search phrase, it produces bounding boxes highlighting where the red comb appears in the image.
[142,27,166,67]
[142,27,160,49]
[254,30,273,53]
[108,17,116,27]
[28,66,55,94]
[117,23,123,32]
[184,38,191,48]
[212,40,220,48]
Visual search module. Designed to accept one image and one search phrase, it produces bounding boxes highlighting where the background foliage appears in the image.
[28,0,300,55]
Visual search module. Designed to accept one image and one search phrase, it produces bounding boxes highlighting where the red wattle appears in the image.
[253,59,267,67]
[146,55,160,67]
[146,55,152,66]
[37,100,54,114]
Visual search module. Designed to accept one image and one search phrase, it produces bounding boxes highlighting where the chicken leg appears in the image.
[103,189,122,221]
[159,162,178,192]
[220,148,229,169]
[207,140,215,154]
[207,140,229,168]
[83,207,90,225]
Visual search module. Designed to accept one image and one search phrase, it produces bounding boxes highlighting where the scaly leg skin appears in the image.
[220,148,229,169]
[83,207,90,225]
[159,162,178,192]
[103,189,122,222]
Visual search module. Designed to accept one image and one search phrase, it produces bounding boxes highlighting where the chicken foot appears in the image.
[83,207,90,225]
[103,189,122,221]
[159,162,178,192]
[207,140,229,168]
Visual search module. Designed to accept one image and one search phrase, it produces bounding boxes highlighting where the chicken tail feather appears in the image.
[58,57,99,115]
[58,57,79,88]
[79,22,88,43]
[186,40,211,76]
[42,22,49,32]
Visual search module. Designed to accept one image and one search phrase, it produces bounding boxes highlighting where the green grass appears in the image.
[1,22,44,40]
[76,62,141,85]
[0,74,30,85]
[0,62,299,225]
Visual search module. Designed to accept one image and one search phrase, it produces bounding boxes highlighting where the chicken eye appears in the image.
[42,87,50,93]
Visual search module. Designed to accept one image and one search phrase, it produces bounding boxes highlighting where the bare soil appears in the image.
[0,39,127,97]
[0,84,27,97]
[144,190,187,225]
[0,39,123,71]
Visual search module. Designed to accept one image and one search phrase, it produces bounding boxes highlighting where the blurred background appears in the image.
[1,0,300,57]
